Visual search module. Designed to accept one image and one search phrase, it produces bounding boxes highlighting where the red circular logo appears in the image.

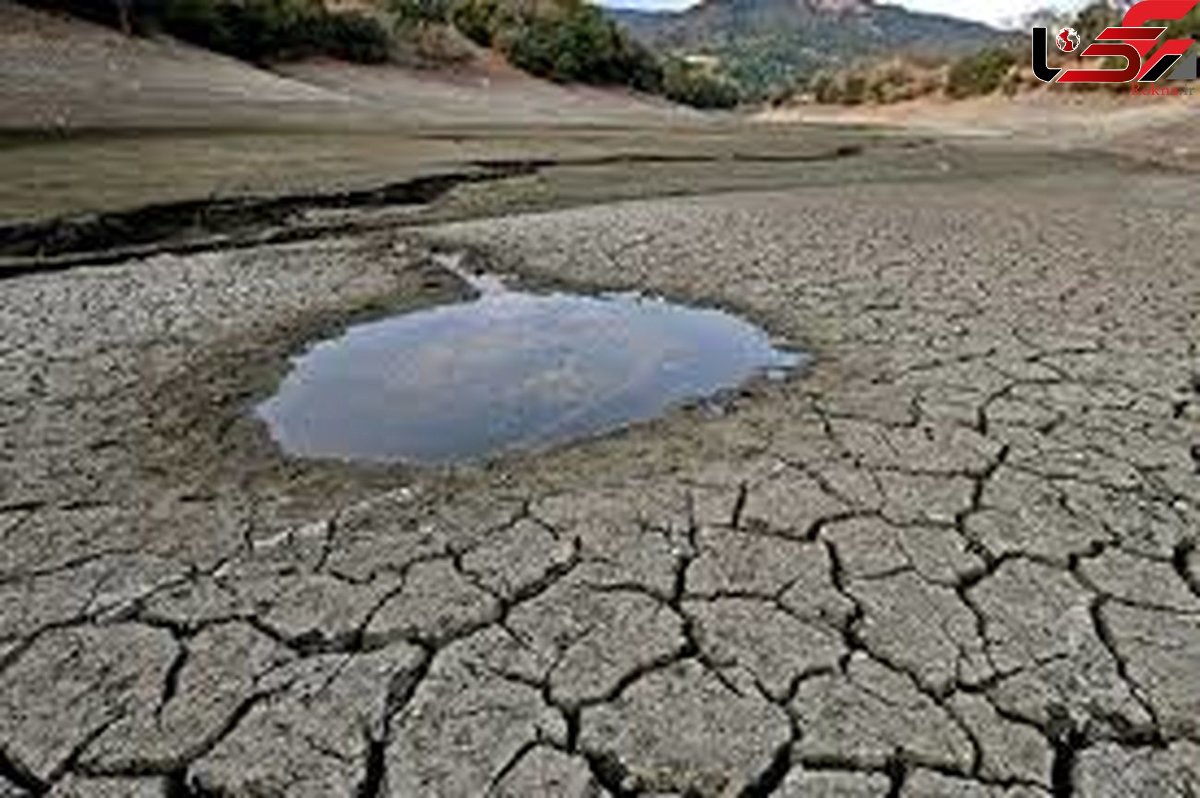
[1056,27,1081,53]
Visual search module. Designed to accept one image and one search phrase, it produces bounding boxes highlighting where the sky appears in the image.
[601,0,1092,29]
[885,0,1087,28]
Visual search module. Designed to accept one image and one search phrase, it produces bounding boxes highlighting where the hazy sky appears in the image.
[886,0,1086,28]
[602,0,1091,29]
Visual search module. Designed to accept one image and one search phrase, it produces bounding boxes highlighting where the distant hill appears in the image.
[608,0,1001,96]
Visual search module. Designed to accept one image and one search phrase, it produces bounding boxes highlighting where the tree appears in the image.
[388,0,451,28]
[946,47,1018,98]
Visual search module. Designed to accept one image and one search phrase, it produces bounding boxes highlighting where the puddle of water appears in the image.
[256,260,803,464]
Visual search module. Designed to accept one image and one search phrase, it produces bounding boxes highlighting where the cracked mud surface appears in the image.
[2,149,1200,797]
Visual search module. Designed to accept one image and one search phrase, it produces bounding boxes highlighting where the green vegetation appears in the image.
[1034,0,1200,45]
[1167,7,1200,37]
[451,0,660,90]
[24,0,392,63]
[801,58,941,105]
[163,0,391,62]
[507,5,656,88]
[613,0,1002,100]
[797,0,1200,106]
[388,0,452,28]
[23,0,741,108]
[449,0,737,105]
[945,47,1017,98]
[660,59,740,108]
[802,46,1018,106]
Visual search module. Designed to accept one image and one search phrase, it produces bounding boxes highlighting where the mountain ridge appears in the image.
[608,0,1002,96]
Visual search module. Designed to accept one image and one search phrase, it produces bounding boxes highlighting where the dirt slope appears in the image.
[0,0,690,131]
[759,91,1200,154]
[0,0,361,130]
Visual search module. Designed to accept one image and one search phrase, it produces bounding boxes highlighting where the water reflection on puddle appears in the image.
[256,261,803,464]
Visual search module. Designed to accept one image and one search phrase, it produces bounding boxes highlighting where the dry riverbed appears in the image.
[1,131,1199,798]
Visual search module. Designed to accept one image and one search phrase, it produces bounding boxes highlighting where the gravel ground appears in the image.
[2,143,1199,797]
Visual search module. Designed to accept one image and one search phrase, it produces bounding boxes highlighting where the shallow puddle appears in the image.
[256,262,803,464]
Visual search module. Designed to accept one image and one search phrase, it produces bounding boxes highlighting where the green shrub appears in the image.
[388,0,452,28]
[156,0,229,49]
[316,11,392,63]
[22,0,739,108]
[661,59,739,109]
[840,73,866,104]
[449,0,502,45]
[946,47,1017,98]
[17,0,136,30]
[866,61,916,103]
[808,70,839,103]
[449,0,666,95]
[22,0,392,64]
[807,59,939,105]
[509,6,621,82]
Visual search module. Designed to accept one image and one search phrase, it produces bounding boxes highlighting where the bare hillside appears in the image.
[0,0,689,131]
[759,90,1200,171]
[0,0,360,129]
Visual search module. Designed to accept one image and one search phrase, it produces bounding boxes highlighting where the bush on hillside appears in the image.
[808,69,865,104]
[807,70,837,103]
[449,0,503,45]
[319,11,392,62]
[864,59,939,103]
[162,0,391,62]
[22,0,391,63]
[388,0,453,27]
[21,0,741,108]
[945,47,1017,98]
[839,72,866,104]
[449,0,665,93]
[797,0,1197,108]
[661,58,739,108]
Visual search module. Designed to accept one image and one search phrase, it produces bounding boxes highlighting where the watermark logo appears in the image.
[1056,27,1081,53]
[1032,0,1198,85]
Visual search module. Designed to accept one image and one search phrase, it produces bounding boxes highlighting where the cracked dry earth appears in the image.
[2,157,1200,798]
